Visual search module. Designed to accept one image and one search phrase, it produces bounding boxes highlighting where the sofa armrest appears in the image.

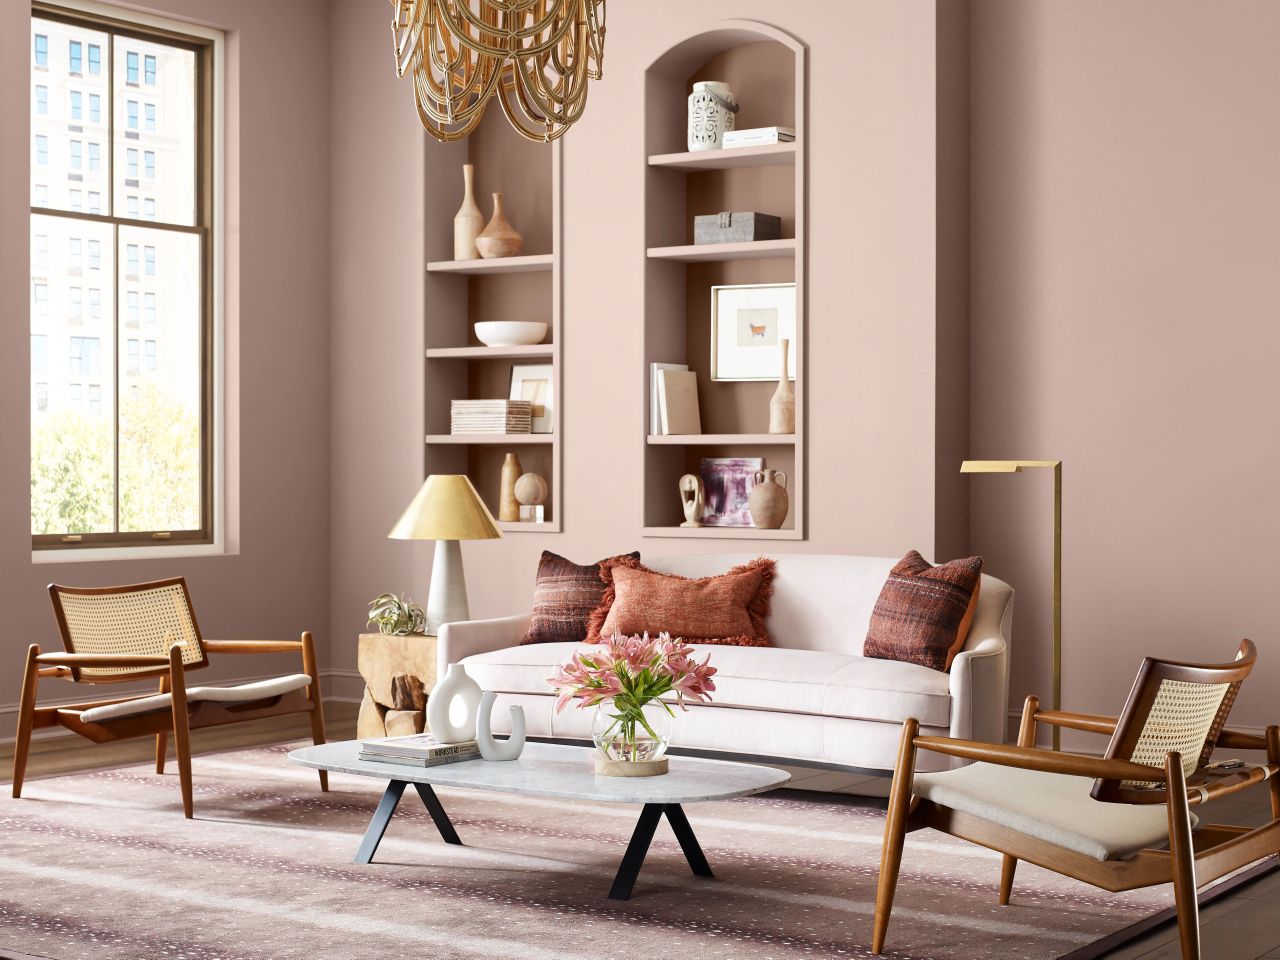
[948,634,1009,750]
[436,614,531,679]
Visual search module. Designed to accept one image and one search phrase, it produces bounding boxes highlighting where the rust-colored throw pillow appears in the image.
[521,550,640,645]
[864,550,983,672]
[586,556,775,647]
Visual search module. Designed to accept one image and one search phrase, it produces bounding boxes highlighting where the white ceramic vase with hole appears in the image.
[687,81,739,152]
[427,663,483,744]
[476,691,526,761]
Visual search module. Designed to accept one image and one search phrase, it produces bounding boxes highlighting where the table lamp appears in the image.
[388,475,503,635]
[961,459,1062,748]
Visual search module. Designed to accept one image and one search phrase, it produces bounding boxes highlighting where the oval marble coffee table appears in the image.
[289,740,789,900]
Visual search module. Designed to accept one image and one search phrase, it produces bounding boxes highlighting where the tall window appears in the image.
[30,4,215,548]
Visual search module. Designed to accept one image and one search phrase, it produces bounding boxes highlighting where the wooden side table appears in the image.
[355,632,438,739]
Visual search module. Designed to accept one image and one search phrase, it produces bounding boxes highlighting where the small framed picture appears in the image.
[701,456,763,527]
[710,282,797,382]
[509,363,554,434]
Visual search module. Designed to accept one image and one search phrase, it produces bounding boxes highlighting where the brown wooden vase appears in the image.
[476,192,524,259]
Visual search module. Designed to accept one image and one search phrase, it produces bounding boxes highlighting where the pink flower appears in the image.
[546,631,717,714]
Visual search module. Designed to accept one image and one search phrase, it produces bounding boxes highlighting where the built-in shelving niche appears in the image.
[642,22,807,539]
[424,110,563,532]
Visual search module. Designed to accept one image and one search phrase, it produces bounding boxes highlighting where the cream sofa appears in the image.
[438,554,1013,773]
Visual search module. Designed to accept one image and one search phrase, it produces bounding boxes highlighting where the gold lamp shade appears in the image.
[388,475,503,542]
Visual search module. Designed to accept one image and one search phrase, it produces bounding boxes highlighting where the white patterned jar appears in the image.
[687,81,739,152]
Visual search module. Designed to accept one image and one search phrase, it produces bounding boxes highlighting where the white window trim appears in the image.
[30,0,227,564]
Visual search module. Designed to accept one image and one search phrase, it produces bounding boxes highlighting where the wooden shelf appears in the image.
[648,143,797,171]
[425,434,554,445]
[426,254,554,275]
[646,239,796,263]
[497,520,559,533]
[425,344,553,360]
[647,433,796,445]
[642,526,802,540]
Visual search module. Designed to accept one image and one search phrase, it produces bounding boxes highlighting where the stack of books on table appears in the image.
[359,733,480,767]
[450,399,532,435]
[722,126,796,148]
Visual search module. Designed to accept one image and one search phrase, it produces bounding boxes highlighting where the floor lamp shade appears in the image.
[388,475,503,635]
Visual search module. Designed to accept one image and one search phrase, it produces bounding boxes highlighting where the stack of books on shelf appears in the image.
[722,126,796,149]
[450,399,533,435]
[359,733,480,767]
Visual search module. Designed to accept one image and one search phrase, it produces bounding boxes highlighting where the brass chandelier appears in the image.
[390,0,606,143]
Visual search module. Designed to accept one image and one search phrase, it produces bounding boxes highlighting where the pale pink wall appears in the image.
[325,0,967,687]
[0,0,333,732]
[970,0,1280,740]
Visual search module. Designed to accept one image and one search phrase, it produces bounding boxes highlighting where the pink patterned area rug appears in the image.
[0,741,1177,960]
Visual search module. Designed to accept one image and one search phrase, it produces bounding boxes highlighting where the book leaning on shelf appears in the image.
[359,733,480,767]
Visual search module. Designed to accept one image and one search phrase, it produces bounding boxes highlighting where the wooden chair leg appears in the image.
[1000,694,1040,904]
[155,674,170,774]
[1266,725,1280,821]
[300,630,329,792]
[168,645,194,819]
[11,645,40,798]
[872,717,918,955]
[1166,751,1200,960]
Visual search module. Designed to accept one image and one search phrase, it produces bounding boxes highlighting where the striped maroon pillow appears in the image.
[521,551,640,645]
[863,551,983,672]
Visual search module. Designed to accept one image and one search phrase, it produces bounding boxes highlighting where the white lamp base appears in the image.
[426,539,469,636]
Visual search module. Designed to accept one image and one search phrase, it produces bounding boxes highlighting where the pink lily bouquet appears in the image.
[548,632,717,763]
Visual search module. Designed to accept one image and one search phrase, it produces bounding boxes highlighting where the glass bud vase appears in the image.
[592,697,673,762]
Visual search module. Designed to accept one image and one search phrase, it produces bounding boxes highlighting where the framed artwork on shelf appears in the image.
[509,363,554,434]
[710,282,797,382]
[700,457,763,527]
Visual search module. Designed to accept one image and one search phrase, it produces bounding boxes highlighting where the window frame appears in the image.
[31,1,216,552]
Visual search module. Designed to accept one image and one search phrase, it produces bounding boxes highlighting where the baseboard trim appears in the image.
[0,668,366,746]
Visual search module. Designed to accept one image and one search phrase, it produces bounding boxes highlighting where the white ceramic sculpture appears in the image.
[476,691,527,761]
[427,662,483,744]
[687,80,739,151]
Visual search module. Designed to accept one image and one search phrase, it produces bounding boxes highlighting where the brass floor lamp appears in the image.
[961,460,1063,749]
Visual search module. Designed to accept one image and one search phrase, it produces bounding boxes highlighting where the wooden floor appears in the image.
[3,704,1278,960]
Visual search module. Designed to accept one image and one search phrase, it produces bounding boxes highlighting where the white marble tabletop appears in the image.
[288,740,790,804]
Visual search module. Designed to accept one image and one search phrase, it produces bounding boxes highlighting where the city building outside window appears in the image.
[88,42,100,74]
[127,99,138,129]
[35,134,48,165]
[144,54,156,84]
[36,85,48,115]
[70,88,81,119]
[34,33,48,68]
[126,50,138,84]
[89,91,100,122]
[69,39,81,73]
[144,102,155,131]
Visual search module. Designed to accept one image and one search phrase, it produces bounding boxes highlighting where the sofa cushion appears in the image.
[462,643,951,728]
[913,762,1193,861]
[522,550,639,645]
[863,550,983,672]
[587,556,774,646]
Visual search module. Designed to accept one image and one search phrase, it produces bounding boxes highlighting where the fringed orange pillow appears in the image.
[586,556,775,647]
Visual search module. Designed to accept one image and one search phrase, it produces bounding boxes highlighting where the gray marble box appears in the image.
[693,211,782,245]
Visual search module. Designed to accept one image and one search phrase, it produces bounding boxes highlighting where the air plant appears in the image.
[366,593,427,636]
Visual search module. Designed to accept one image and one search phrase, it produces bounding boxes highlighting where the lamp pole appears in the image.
[961,460,1063,749]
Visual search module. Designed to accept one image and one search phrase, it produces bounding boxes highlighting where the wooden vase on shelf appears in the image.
[769,338,795,434]
[476,192,524,259]
[499,453,523,522]
[748,469,789,529]
[453,164,484,260]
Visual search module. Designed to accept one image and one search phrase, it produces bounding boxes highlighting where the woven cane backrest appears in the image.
[1092,640,1255,804]
[49,578,208,682]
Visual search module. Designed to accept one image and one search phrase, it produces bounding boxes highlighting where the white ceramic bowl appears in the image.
[474,321,548,347]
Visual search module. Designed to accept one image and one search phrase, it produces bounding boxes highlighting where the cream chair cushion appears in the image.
[913,762,1193,861]
[78,674,312,725]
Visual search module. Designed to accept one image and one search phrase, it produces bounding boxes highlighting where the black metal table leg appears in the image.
[608,802,717,900]
[413,782,463,845]
[354,780,406,864]
[354,780,464,865]
[663,803,714,877]
[609,803,664,900]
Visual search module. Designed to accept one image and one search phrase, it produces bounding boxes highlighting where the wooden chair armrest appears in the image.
[1215,728,1268,751]
[203,640,304,655]
[912,735,1167,783]
[36,652,170,667]
[1033,709,1118,736]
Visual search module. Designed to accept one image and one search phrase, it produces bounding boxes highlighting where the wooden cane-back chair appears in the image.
[873,640,1279,960]
[12,578,329,818]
